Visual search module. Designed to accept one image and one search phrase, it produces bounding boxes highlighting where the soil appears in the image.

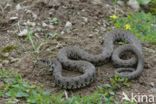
[0,0,156,103]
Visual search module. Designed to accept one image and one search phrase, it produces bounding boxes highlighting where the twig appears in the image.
[0,4,4,15]
[64,90,68,99]
[17,21,21,32]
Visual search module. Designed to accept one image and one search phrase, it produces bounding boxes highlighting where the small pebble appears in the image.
[48,25,54,29]
[2,60,9,65]
[36,27,42,32]
[16,4,22,11]
[42,22,48,27]
[9,57,19,63]
[3,53,9,57]
[91,0,102,5]
[64,21,72,33]
[82,17,88,23]
[117,0,124,6]
[32,13,38,20]
[18,29,28,37]
[65,21,72,28]
[88,34,93,38]
[26,21,36,27]
[150,82,155,87]
[10,16,18,21]
[151,88,156,93]
[61,31,65,35]
[127,0,140,11]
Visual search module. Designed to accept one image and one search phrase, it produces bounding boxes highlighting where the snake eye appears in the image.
[50,63,56,71]
[51,64,55,68]
[40,59,49,64]
[39,59,44,63]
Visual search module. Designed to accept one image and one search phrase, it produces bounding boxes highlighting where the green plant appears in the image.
[27,30,36,51]
[0,68,55,104]
[46,32,58,39]
[0,45,17,60]
[112,0,118,5]
[110,75,130,89]
[1,45,17,53]
[50,17,59,25]
[113,0,152,5]
[122,101,136,104]
[112,12,156,43]
[148,0,156,14]
[0,68,135,104]
[137,0,151,5]
[27,30,45,53]
[97,75,131,104]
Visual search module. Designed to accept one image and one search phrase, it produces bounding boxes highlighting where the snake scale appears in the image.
[41,29,144,89]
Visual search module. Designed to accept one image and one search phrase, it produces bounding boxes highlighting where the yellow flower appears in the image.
[110,15,118,20]
[124,24,131,30]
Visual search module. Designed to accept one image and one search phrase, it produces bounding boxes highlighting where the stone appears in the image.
[42,22,48,27]
[127,0,140,11]
[16,4,22,11]
[64,21,72,33]
[61,31,65,35]
[2,60,9,65]
[151,88,156,94]
[91,0,102,5]
[18,29,28,37]
[3,53,9,57]
[9,57,19,63]
[150,82,155,87]
[88,34,93,38]
[10,17,18,21]
[117,0,125,6]
[82,17,88,23]
[48,25,54,29]
[26,21,36,27]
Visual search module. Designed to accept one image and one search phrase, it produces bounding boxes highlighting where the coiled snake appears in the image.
[40,29,144,89]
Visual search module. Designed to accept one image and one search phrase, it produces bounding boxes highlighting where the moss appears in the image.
[0,53,8,60]
[113,12,156,43]
[148,7,156,15]
[1,45,17,53]
[148,0,156,14]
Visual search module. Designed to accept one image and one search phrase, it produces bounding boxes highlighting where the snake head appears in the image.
[49,58,59,72]
[38,59,50,65]
[37,59,54,71]
[38,58,58,72]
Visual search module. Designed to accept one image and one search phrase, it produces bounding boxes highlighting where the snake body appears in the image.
[42,29,144,89]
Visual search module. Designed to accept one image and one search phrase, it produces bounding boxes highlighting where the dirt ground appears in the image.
[0,0,156,101]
